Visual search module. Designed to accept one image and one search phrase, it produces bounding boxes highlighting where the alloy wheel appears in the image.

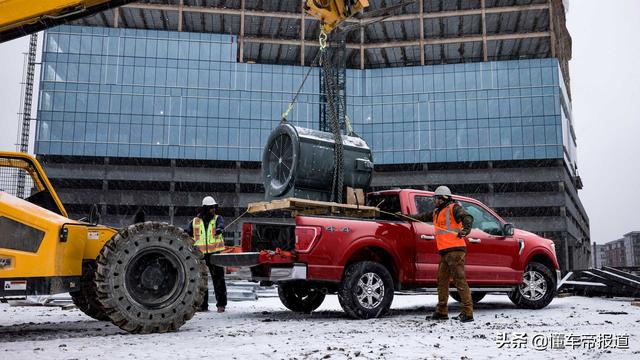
[355,272,385,309]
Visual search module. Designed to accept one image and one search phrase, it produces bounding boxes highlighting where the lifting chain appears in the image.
[280,31,329,123]
[280,29,345,203]
[318,29,344,203]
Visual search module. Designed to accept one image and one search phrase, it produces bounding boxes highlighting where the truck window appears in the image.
[367,194,401,221]
[459,201,503,236]
[414,196,435,223]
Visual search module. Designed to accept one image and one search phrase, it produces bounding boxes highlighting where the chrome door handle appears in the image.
[468,238,481,243]
[420,235,435,241]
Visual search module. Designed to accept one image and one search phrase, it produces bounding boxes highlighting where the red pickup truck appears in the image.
[213,189,561,319]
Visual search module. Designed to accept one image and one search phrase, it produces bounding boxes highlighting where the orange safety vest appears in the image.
[433,203,466,252]
[192,216,225,254]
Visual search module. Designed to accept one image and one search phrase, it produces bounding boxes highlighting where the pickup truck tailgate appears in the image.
[209,250,296,267]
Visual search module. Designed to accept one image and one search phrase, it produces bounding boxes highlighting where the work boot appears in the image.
[217,306,225,313]
[197,307,209,313]
[428,312,449,320]
[453,313,474,322]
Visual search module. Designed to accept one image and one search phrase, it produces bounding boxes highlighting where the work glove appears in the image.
[457,230,469,238]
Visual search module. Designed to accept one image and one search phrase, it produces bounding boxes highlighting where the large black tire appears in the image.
[450,291,486,304]
[70,261,109,321]
[95,222,208,334]
[508,261,556,309]
[338,261,394,319]
[278,281,326,313]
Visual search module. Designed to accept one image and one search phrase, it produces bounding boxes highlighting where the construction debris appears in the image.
[559,266,640,298]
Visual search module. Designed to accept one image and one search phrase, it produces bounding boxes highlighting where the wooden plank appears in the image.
[247,197,379,218]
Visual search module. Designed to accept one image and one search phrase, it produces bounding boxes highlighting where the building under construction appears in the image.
[32,0,589,272]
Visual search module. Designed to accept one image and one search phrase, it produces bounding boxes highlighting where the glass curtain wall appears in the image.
[36,25,576,174]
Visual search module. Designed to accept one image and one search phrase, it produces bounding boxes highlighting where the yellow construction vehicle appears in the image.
[0,152,208,332]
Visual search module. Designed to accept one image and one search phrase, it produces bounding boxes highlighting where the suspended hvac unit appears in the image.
[262,123,373,202]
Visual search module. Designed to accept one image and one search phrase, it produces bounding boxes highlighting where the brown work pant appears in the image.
[436,250,473,317]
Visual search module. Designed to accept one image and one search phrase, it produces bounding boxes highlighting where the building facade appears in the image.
[32,0,589,271]
[596,232,640,268]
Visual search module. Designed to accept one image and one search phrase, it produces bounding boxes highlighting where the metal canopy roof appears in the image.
[73,0,571,91]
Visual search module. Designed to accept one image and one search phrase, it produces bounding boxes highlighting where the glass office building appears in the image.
[37,26,577,172]
[33,0,590,271]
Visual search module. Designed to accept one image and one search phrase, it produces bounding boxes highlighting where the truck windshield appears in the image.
[367,193,401,221]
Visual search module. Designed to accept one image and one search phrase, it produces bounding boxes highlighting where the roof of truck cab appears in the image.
[369,188,507,223]
[369,188,474,201]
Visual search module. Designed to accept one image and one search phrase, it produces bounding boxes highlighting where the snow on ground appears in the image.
[1,293,639,360]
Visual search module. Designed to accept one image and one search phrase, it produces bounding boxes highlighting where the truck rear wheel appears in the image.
[70,261,109,321]
[338,261,394,319]
[95,222,208,334]
[508,261,556,309]
[450,291,486,304]
[278,281,326,313]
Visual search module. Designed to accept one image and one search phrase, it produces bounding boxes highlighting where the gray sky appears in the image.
[0,1,638,244]
[0,36,28,152]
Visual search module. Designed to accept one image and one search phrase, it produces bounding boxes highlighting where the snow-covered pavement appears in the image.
[1,294,639,359]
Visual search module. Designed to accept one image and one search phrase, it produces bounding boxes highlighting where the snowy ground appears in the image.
[1,293,639,360]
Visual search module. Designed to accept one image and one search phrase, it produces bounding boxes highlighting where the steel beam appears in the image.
[242,32,549,50]
[122,3,550,24]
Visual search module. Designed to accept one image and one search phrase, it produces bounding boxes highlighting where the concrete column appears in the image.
[240,0,245,62]
[360,24,365,69]
[178,0,184,32]
[547,0,557,58]
[170,159,176,224]
[300,0,305,65]
[101,157,109,222]
[481,0,488,61]
[419,0,425,65]
[113,8,120,28]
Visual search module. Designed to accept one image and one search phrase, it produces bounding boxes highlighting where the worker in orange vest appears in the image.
[414,186,474,322]
[186,196,227,313]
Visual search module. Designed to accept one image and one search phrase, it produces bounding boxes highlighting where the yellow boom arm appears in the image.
[0,0,367,43]
[0,0,135,43]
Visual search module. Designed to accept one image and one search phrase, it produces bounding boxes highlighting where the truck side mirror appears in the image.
[503,223,515,237]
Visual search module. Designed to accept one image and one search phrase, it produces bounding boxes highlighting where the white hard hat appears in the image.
[434,186,452,197]
[202,196,217,206]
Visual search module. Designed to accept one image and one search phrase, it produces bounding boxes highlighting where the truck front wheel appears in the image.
[338,261,394,319]
[277,281,326,313]
[508,261,556,309]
